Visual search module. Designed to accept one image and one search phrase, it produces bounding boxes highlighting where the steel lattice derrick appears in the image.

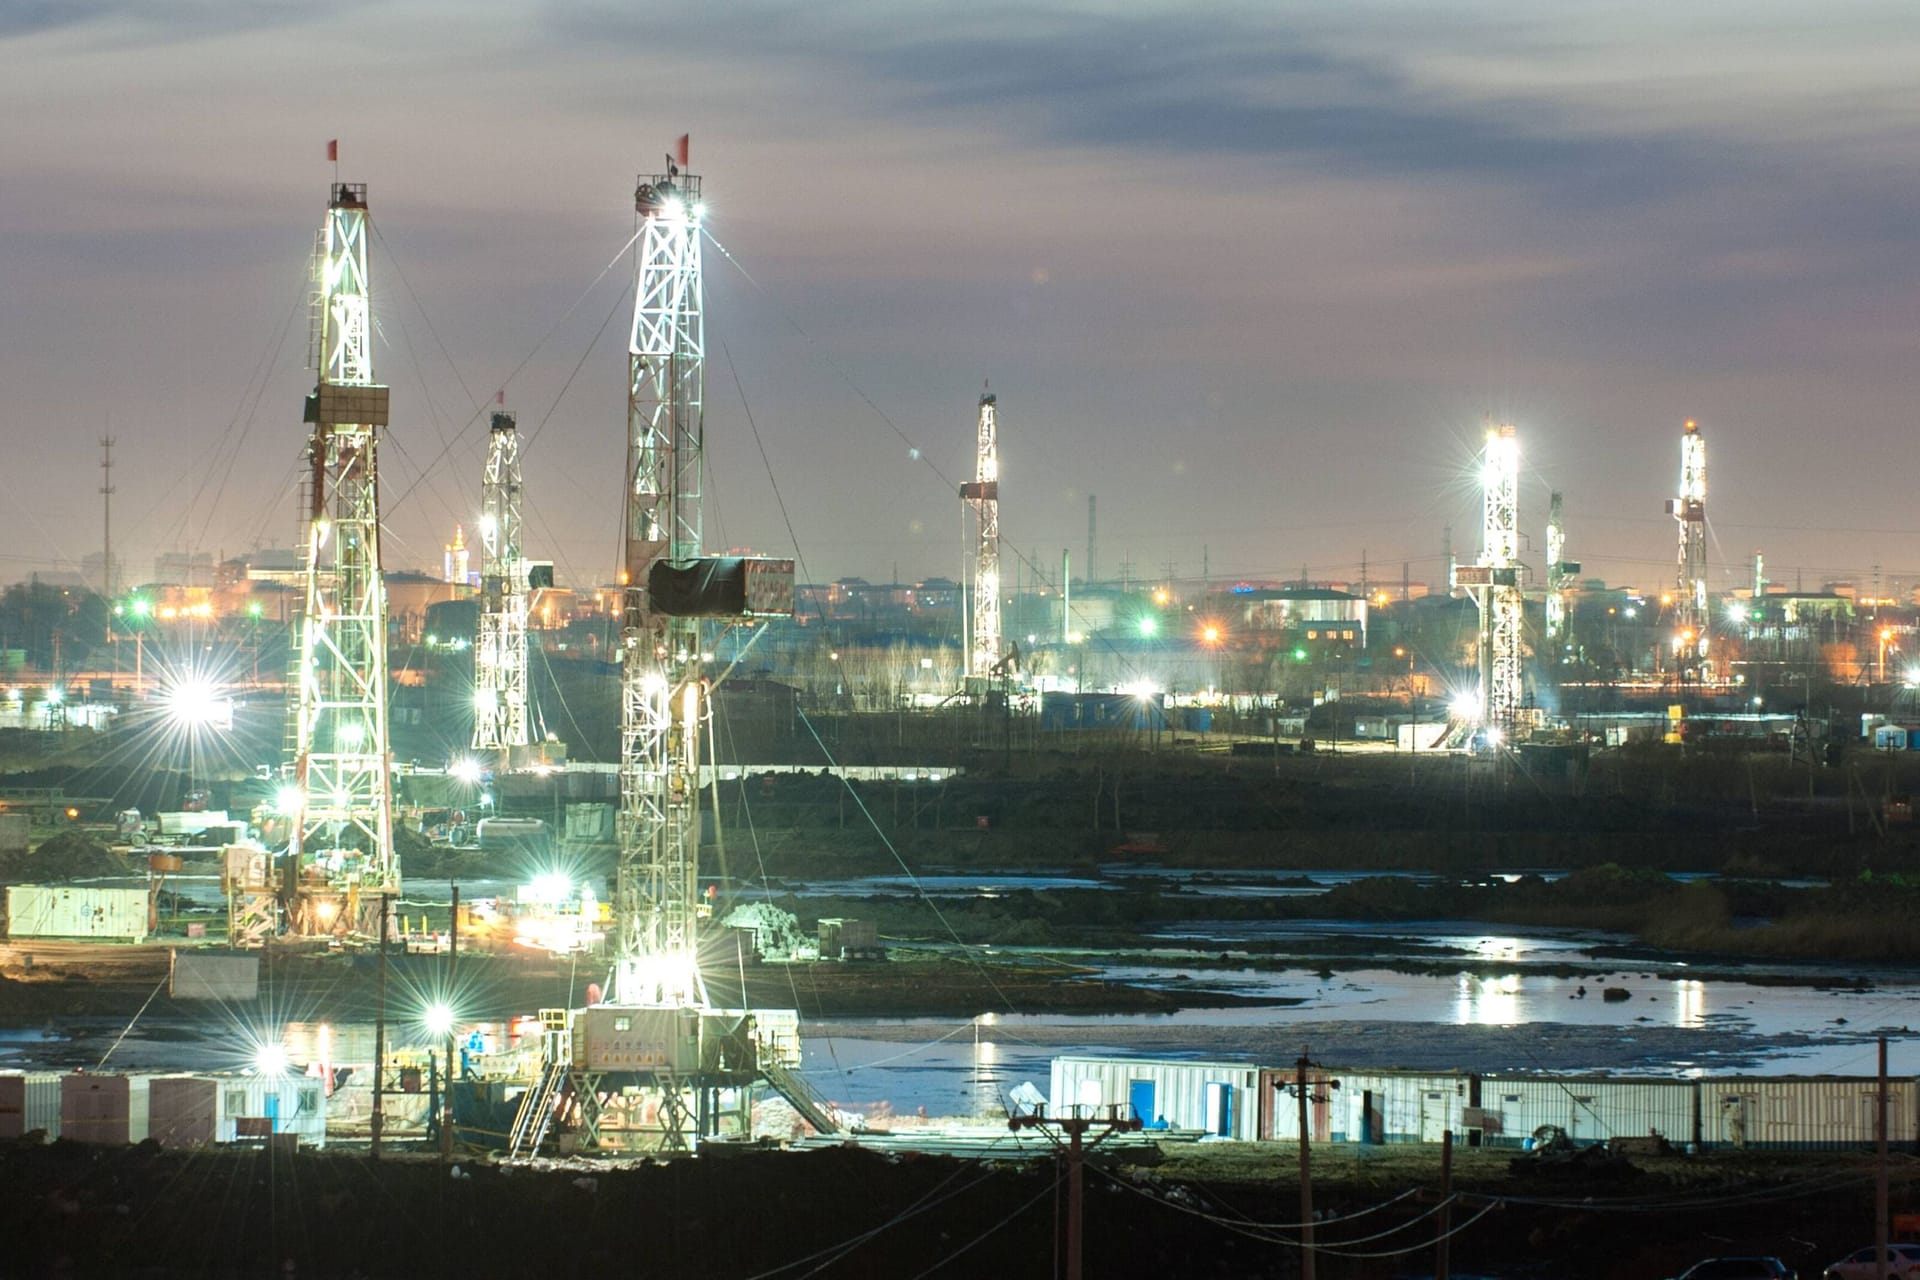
[614,165,706,1008]
[474,409,529,753]
[286,182,397,937]
[1671,419,1709,668]
[966,390,1001,678]
[1454,422,1525,744]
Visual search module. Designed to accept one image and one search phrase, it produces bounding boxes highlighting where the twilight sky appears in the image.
[5,1,1920,601]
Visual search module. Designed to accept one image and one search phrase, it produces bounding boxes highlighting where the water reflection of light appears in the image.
[1473,937,1524,962]
[1454,973,1523,1026]
[1673,979,1707,1029]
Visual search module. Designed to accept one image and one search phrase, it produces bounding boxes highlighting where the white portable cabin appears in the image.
[148,1076,218,1147]
[1701,1077,1918,1151]
[1050,1056,1260,1139]
[0,1072,63,1139]
[8,885,148,942]
[1475,1075,1696,1149]
[213,1074,328,1147]
[61,1073,152,1144]
[1319,1069,1469,1145]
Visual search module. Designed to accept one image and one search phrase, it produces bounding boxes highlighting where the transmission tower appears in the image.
[614,153,706,1009]
[473,407,529,757]
[1666,419,1709,676]
[963,387,1001,678]
[1452,423,1524,744]
[285,180,397,938]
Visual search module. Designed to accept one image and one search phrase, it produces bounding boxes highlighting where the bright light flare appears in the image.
[449,757,485,785]
[161,676,231,730]
[254,1043,289,1075]
[423,1002,455,1037]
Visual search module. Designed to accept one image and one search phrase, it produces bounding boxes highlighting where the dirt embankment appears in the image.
[0,1139,1903,1279]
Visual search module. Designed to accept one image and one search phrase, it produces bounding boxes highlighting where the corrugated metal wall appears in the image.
[0,1072,62,1139]
[61,1074,151,1144]
[1329,1071,1468,1144]
[1050,1057,1260,1140]
[1478,1076,1696,1149]
[7,886,148,941]
[1701,1078,1918,1151]
[214,1076,329,1147]
[1055,1056,1920,1152]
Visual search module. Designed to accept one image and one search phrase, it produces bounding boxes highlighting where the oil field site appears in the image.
[14,5,1920,1278]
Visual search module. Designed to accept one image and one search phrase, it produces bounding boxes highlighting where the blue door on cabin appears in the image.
[265,1093,281,1134]
[1129,1079,1155,1125]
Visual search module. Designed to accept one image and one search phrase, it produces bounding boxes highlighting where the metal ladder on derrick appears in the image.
[506,1011,572,1161]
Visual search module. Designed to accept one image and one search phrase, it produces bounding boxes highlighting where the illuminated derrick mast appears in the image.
[1452,423,1524,744]
[1545,491,1580,647]
[473,408,529,757]
[614,156,706,1008]
[963,388,1001,678]
[1666,419,1709,676]
[286,181,397,937]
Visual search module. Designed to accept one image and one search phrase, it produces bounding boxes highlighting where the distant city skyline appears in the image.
[6,4,1920,602]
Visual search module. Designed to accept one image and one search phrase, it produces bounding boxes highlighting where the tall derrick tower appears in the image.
[285,180,397,937]
[615,152,706,1009]
[505,146,807,1161]
[473,407,529,758]
[1666,419,1709,677]
[1452,423,1524,744]
[1545,491,1581,649]
[962,388,1001,678]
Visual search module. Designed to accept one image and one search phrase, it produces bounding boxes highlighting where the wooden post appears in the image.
[371,893,387,1159]
[1877,1035,1890,1277]
[441,883,459,1161]
[1436,1129,1453,1280]
[1008,1107,1140,1280]
[1298,1051,1315,1280]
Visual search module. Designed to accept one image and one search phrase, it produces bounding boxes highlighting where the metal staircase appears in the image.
[761,1058,840,1136]
[506,1012,572,1161]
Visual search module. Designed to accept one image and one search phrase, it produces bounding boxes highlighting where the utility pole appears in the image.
[1276,1049,1339,1280]
[1298,1053,1315,1280]
[372,893,388,1159]
[1008,1105,1141,1280]
[1436,1129,1454,1280]
[99,436,116,599]
[1877,1034,1889,1276]
[1086,495,1096,586]
[442,883,459,1162]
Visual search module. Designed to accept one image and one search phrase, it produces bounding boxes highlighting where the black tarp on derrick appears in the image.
[647,556,795,617]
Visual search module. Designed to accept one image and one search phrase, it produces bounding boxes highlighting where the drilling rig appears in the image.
[472,406,530,761]
[963,387,1002,681]
[1544,491,1580,651]
[506,145,813,1157]
[1452,423,1525,747]
[279,179,398,940]
[1666,419,1710,681]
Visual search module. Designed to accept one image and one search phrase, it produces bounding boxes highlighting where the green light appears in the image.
[1138,617,1157,637]
[247,601,263,619]
[130,598,151,619]
[1292,648,1307,661]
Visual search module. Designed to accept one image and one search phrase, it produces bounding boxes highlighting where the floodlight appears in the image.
[424,1003,455,1037]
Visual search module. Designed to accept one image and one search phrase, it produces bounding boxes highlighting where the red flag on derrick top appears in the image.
[326,139,338,162]
[675,134,689,167]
